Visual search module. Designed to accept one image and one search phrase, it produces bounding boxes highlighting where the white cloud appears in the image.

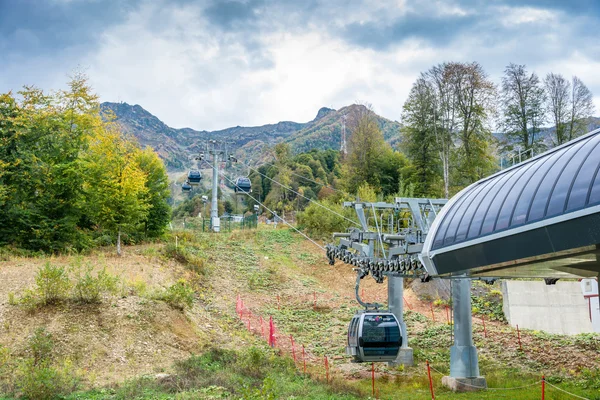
[2,0,599,131]
[86,1,428,129]
[498,6,558,26]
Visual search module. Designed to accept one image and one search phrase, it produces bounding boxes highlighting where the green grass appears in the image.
[4,227,600,399]
[59,346,363,400]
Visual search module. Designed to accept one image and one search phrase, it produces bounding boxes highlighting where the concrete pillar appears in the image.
[388,274,413,366]
[442,278,486,391]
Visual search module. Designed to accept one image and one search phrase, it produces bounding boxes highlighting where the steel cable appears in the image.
[251,160,346,195]
[202,160,327,252]
[241,161,361,227]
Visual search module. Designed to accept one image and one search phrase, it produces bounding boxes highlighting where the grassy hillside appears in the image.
[1,227,599,399]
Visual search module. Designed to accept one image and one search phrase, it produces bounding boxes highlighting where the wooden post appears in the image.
[302,345,306,374]
[260,316,264,339]
[290,335,296,363]
[371,362,375,397]
[445,305,450,324]
[481,315,487,338]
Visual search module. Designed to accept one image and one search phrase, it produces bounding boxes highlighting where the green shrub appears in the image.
[0,344,15,394]
[471,290,506,322]
[17,328,79,399]
[297,200,356,239]
[17,359,79,400]
[155,280,195,310]
[162,243,206,275]
[114,376,160,400]
[72,264,119,303]
[7,292,16,305]
[35,263,71,305]
[28,328,54,366]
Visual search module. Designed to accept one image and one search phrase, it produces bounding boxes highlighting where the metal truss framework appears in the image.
[326,197,447,282]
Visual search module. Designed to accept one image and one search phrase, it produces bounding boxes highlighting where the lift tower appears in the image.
[327,198,447,366]
[206,141,224,232]
[327,197,487,390]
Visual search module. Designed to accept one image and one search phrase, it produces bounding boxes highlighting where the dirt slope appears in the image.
[1,227,599,395]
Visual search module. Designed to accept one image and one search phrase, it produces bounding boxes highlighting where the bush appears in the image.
[35,263,71,305]
[0,344,15,394]
[297,200,356,239]
[155,280,195,310]
[471,290,506,322]
[16,262,120,309]
[17,328,79,399]
[162,243,206,275]
[17,359,79,400]
[28,328,54,366]
[72,264,119,303]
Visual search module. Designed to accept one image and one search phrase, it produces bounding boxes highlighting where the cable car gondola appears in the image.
[181,181,192,192]
[346,311,402,362]
[187,170,202,184]
[234,177,252,194]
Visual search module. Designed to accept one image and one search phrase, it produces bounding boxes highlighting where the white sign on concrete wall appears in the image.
[580,279,600,333]
[502,280,595,335]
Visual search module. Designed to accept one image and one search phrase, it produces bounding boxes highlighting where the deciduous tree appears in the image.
[567,76,595,141]
[544,72,570,145]
[82,125,149,256]
[401,77,441,196]
[451,62,497,187]
[500,63,546,153]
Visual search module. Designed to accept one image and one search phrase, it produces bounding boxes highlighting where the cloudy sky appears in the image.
[1,0,599,131]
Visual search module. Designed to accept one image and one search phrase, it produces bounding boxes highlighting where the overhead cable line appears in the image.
[252,160,345,195]
[201,160,327,252]
[242,161,361,228]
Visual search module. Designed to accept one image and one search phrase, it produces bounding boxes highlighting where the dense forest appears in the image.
[0,76,170,254]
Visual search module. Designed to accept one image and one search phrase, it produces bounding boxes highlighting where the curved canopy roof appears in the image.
[421,128,600,278]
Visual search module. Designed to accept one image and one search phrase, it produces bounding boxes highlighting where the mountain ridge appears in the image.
[101,102,403,170]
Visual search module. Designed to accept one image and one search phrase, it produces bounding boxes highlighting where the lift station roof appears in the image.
[421,128,600,279]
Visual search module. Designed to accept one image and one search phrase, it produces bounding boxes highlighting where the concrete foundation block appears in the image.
[388,348,414,367]
[442,376,487,392]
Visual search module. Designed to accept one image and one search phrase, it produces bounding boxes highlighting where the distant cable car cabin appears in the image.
[187,170,202,184]
[234,177,252,194]
[346,311,402,362]
[181,181,192,192]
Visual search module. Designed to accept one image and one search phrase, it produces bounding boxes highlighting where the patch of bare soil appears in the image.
[2,228,599,391]
[0,246,224,387]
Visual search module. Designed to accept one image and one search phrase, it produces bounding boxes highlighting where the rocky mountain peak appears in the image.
[314,107,335,121]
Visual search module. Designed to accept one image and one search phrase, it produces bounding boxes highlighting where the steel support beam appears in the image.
[210,150,220,232]
[387,275,413,366]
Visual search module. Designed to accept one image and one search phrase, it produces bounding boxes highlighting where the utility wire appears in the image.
[242,161,361,228]
[201,160,327,252]
[252,160,345,195]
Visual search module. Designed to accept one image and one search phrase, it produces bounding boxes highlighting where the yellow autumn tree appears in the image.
[82,122,149,255]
